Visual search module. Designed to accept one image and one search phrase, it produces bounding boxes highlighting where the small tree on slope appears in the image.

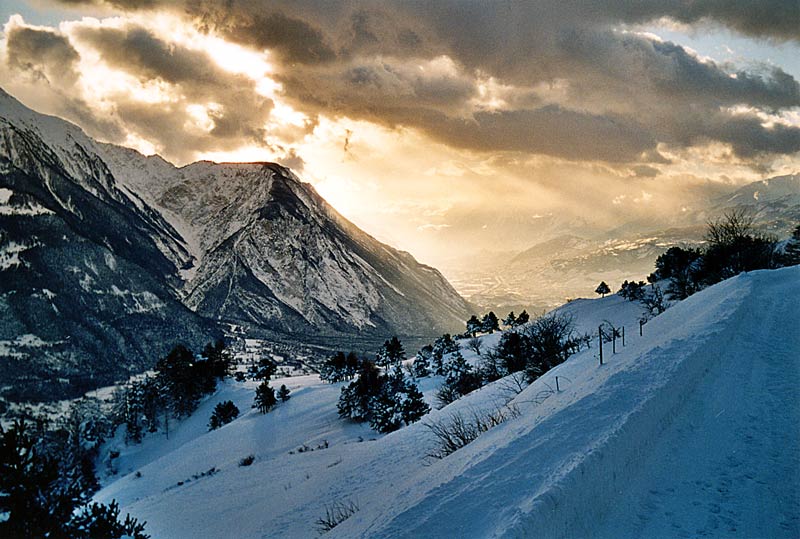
[254,382,276,413]
[595,281,611,297]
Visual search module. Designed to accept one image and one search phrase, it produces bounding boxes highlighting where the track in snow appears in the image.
[595,270,800,538]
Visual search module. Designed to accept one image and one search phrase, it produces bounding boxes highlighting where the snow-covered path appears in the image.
[595,270,800,538]
[332,267,800,539]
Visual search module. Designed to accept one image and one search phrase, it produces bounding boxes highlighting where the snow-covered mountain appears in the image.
[94,265,800,538]
[0,89,470,400]
[96,147,471,338]
[0,89,217,401]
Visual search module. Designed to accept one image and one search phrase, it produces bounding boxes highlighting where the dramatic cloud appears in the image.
[2,1,798,267]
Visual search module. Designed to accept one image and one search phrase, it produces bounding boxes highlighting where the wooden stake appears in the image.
[599,326,604,365]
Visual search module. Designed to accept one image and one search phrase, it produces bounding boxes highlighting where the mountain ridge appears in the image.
[0,89,470,401]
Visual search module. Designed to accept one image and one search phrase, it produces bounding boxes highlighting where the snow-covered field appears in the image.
[95,266,800,538]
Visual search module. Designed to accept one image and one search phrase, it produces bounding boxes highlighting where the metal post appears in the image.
[555,376,560,392]
[612,331,616,354]
[639,320,644,336]
[598,326,604,365]
[622,326,625,347]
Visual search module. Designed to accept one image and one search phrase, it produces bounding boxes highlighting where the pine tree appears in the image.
[0,420,149,538]
[481,311,500,333]
[277,385,291,402]
[320,351,348,383]
[209,401,240,430]
[376,336,405,371]
[338,361,382,422]
[254,382,276,413]
[155,345,201,418]
[368,369,430,433]
[466,315,482,336]
[780,223,800,266]
[249,357,277,381]
[503,311,517,327]
[595,281,611,297]
[401,383,430,425]
[515,310,530,326]
[412,348,431,378]
[71,500,149,539]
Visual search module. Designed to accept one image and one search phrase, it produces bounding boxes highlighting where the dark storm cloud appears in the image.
[195,10,336,64]
[419,107,658,163]
[4,22,126,141]
[6,24,80,85]
[39,0,800,163]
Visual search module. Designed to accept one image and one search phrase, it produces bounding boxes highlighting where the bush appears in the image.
[466,337,483,355]
[208,401,239,430]
[522,312,582,381]
[424,405,520,460]
[238,454,255,467]
[315,499,359,534]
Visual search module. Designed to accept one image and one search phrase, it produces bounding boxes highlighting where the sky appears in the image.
[0,0,798,269]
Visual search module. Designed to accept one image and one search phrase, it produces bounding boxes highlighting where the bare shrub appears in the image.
[466,337,483,356]
[497,371,529,402]
[424,405,520,460]
[315,499,359,534]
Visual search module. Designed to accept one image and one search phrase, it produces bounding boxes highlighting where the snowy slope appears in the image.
[95,266,799,538]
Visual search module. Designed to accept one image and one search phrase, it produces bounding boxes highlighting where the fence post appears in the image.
[622,326,625,347]
[612,331,617,354]
[555,376,560,392]
[639,320,644,336]
[598,325,604,365]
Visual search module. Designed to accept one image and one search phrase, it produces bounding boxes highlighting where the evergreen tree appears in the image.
[368,371,406,433]
[412,347,431,378]
[401,383,430,425]
[0,420,80,538]
[494,331,532,374]
[503,311,517,327]
[431,334,460,375]
[0,420,149,538]
[376,336,405,371]
[200,340,233,382]
[249,357,278,381]
[277,384,291,402]
[780,223,800,266]
[481,311,500,333]
[466,315,482,337]
[368,369,430,433]
[595,281,611,297]
[208,401,240,430]
[155,345,201,418]
[320,351,348,383]
[338,361,382,422]
[71,500,149,539]
[254,382,276,413]
[515,310,530,326]
[438,350,482,403]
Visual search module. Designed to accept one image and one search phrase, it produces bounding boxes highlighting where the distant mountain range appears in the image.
[0,89,470,401]
[446,175,799,313]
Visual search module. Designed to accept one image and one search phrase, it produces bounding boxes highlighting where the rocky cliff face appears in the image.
[0,89,470,400]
